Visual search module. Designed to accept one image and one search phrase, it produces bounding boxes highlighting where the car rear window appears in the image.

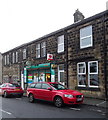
[29,83,36,88]
[8,84,20,87]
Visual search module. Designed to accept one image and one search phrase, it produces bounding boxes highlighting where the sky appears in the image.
[0,0,107,53]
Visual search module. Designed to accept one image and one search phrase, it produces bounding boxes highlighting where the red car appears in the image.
[27,82,84,107]
[0,83,24,98]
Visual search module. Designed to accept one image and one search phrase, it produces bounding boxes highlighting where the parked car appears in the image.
[0,83,24,98]
[27,82,84,107]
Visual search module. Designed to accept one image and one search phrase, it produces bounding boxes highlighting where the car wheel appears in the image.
[29,94,34,103]
[4,91,8,98]
[54,96,63,108]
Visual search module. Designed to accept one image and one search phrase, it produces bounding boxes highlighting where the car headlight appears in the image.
[64,94,73,98]
[81,95,84,98]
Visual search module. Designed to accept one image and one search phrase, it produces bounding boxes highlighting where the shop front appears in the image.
[22,63,56,89]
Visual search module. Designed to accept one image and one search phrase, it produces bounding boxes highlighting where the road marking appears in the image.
[70,108,81,111]
[15,98,22,100]
[96,101,106,106]
[0,109,12,115]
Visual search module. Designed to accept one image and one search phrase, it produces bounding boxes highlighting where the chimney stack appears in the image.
[73,9,85,23]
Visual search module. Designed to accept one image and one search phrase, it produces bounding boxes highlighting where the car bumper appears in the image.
[63,97,84,105]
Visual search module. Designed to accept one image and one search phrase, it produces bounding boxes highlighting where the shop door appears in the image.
[46,73,51,82]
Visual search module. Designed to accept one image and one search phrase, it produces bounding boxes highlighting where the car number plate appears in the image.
[77,98,82,101]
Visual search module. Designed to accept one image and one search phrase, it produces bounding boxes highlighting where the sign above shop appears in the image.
[47,54,53,61]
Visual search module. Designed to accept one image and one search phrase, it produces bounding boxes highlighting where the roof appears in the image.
[2,10,108,55]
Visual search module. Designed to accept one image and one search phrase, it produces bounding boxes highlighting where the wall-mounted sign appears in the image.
[47,54,53,61]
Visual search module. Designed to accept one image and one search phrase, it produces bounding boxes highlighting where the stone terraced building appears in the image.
[2,9,108,100]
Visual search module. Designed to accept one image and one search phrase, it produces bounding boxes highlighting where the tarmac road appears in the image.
[0,96,107,119]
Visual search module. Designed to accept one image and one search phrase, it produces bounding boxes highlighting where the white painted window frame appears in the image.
[36,43,40,58]
[58,64,64,83]
[80,25,93,49]
[77,62,86,87]
[88,61,98,88]
[57,35,64,53]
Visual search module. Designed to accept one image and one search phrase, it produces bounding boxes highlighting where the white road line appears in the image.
[0,109,12,115]
[96,101,106,106]
[70,108,81,111]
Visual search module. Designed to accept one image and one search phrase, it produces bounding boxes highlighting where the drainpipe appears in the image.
[103,14,108,101]
[65,31,69,88]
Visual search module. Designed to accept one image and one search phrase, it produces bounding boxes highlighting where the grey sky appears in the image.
[0,0,107,53]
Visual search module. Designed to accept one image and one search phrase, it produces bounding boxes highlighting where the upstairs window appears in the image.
[36,44,40,58]
[80,25,92,49]
[57,35,64,53]
[16,51,18,63]
[7,54,9,65]
[41,42,46,57]
[12,52,15,63]
[23,49,26,59]
[4,55,7,65]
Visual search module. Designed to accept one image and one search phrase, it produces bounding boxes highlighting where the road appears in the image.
[0,96,107,119]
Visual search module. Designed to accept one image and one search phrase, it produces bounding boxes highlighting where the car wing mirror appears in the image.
[47,87,52,91]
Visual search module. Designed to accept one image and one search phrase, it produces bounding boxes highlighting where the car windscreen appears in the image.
[50,83,67,90]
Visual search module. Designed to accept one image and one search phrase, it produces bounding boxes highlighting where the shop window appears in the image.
[58,64,64,83]
[41,42,46,57]
[80,25,93,49]
[88,61,99,87]
[57,35,64,53]
[77,62,86,86]
[36,44,40,58]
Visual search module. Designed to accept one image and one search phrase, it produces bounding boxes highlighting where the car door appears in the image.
[33,83,42,99]
[41,83,53,101]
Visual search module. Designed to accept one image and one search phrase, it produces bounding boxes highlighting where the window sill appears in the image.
[75,86,100,91]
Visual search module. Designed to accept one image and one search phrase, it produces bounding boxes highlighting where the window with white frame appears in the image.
[57,35,64,53]
[7,54,9,65]
[4,55,7,65]
[77,62,86,86]
[77,61,99,88]
[41,42,46,57]
[23,49,26,59]
[16,51,18,63]
[12,52,15,63]
[80,25,93,49]
[88,61,98,87]
[58,64,64,83]
[36,44,40,58]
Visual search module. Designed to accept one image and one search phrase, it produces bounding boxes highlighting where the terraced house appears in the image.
[2,9,108,100]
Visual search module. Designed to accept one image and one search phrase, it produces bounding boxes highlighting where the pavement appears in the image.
[23,91,108,109]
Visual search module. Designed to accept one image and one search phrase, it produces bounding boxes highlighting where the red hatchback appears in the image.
[0,83,24,98]
[27,82,84,107]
